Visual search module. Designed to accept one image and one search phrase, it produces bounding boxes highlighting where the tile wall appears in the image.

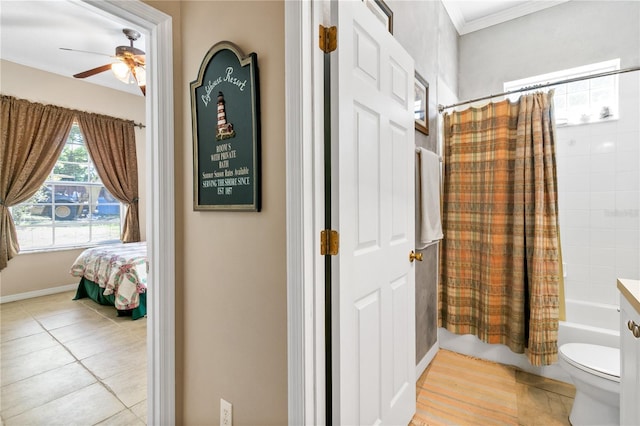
[557,72,640,308]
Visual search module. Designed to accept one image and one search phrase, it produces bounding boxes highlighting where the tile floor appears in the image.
[3,291,576,426]
[1,290,147,426]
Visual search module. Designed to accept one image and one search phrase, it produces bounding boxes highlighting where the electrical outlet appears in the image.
[220,398,232,426]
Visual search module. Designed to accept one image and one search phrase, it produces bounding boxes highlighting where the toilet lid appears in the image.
[559,343,620,382]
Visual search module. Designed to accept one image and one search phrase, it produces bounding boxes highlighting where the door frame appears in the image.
[285,0,326,424]
[78,1,175,424]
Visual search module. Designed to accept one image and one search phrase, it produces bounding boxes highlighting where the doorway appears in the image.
[80,1,175,424]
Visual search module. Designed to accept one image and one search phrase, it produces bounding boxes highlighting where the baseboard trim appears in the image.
[0,283,78,304]
[416,341,440,380]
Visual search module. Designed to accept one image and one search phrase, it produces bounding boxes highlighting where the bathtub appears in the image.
[438,298,620,383]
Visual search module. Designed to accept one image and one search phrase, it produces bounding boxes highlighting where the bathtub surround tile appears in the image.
[616,131,640,153]
[564,209,590,228]
[616,150,639,172]
[590,171,615,192]
[616,191,640,211]
[563,281,584,300]
[615,228,640,249]
[615,211,640,230]
[590,191,615,209]
[590,283,620,306]
[562,244,590,265]
[589,247,615,268]
[617,107,640,133]
[590,137,616,154]
[563,172,590,192]
[615,171,640,191]
[590,228,616,247]
[563,261,591,283]
[564,191,590,209]
[561,227,590,247]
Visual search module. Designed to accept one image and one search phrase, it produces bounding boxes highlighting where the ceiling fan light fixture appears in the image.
[111,62,131,83]
[133,65,146,87]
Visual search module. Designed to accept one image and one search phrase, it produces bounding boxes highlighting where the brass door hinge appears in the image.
[319,25,337,53]
[320,229,339,255]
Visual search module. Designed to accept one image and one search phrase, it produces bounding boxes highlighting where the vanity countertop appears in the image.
[618,278,640,315]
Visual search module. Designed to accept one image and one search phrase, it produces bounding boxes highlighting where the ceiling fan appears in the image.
[62,28,146,96]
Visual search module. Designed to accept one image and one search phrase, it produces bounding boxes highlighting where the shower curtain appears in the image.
[439,92,561,366]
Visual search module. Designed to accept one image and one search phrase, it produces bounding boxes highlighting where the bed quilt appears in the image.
[70,242,147,311]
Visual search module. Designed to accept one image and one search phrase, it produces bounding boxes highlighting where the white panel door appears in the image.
[332,1,415,424]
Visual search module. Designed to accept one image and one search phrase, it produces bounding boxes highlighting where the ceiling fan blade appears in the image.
[139,85,146,96]
[60,47,113,58]
[73,64,113,79]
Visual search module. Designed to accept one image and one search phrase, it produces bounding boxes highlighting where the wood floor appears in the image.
[411,349,576,426]
[0,290,146,425]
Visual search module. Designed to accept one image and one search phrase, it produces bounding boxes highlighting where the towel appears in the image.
[418,147,443,244]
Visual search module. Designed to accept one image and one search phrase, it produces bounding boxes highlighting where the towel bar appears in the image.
[417,240,440,250]
[415,147,442,162]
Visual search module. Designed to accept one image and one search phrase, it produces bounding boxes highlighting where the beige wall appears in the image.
[146,1,287,424]
[0,60,146,297]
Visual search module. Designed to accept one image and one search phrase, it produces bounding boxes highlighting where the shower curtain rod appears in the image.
[437,65,640,113]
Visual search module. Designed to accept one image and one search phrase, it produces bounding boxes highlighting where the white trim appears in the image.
[77,1,175,425]
[285,0,323,424]
[416,342,439,380]
[285,1,307,424]
[286,1,326,424]
[440,0,466,35]
[0,283,78,304]
[442,0,568,35]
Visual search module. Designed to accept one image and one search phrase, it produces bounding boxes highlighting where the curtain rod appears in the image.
[134,122,146,129]
[438,65,640,113]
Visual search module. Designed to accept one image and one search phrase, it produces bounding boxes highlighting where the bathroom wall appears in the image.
[388,0,459,364]
[458,1,640,326]
[556,71,640,318]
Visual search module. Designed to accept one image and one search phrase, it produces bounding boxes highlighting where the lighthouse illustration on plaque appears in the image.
[215,91,236,141]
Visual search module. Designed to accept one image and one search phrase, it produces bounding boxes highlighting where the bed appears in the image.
[70,242,147,320]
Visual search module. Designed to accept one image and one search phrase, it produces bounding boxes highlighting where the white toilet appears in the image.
[558,343,620,426]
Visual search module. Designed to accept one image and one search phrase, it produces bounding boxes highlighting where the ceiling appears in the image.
[441,0,569,35]
[0,0,567,95]
[0,0,146,96]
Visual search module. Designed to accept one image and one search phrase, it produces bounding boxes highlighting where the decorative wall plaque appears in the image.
[190,41,260,211]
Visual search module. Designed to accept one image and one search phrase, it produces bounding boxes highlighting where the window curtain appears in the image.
[77,112,140,243]
[0,95,75,271]
[439,92,562,366]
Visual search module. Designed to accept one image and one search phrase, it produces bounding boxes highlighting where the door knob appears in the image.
[409,251,423,262]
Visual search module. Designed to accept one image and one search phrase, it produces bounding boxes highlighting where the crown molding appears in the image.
[442,1,569,35]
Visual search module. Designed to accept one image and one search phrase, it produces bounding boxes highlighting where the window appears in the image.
[504,59,619,126]
[11,124,122,251]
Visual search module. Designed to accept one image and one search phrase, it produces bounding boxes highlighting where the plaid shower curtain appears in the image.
[439,92,561,366]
